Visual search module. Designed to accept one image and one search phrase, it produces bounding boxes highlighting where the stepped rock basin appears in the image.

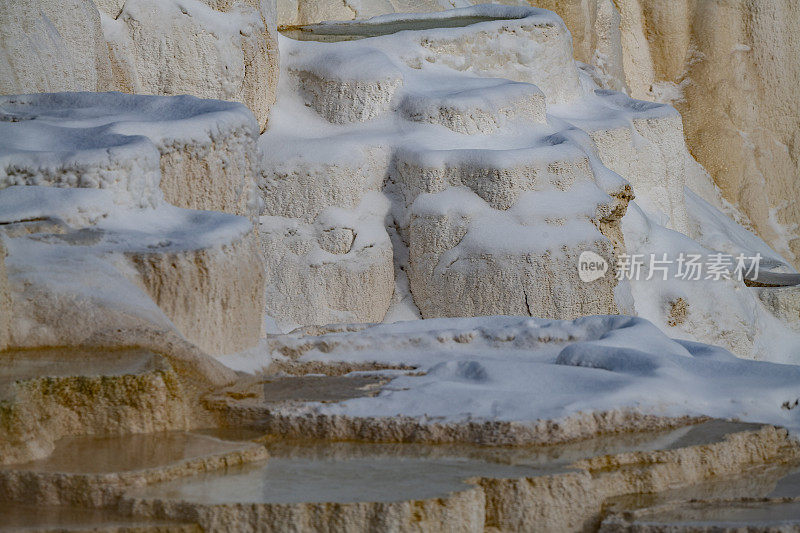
[130,421,763,505]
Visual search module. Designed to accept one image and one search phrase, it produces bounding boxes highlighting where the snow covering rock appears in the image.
[407,186,623,319]
[227,315,800,436]
[0,186,266,355]
[260,140,391,222]
[0,92,260,217]
[282,0,800,268]
[0,0,113,95]
[259,6,643,326]
[289,47,403,124]
[99,0,278,131]
[262,3,800,363]
[398,79,546,135]
[552,89,691,234]
[288,6,582,105]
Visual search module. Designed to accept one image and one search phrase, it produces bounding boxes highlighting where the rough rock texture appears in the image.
[479,425,798,531]
[0,431,268,506]
[1,186,266,356]
[260,199,395,328]
[260,142,390,222]
[0,348,190,465]
[406,188,622,320]
[390,142,628,319]
[125,487,484,533]
[610,0,800,265]
[409,9,582,106]
[99,0,278,131]
[758,287,800,332]
[398,79,546,135]
[600,498,800,532]
[290,48,403,124]
[0,0,113,94]
[529,0,627,91]
[131,230,266,355]
[560,89,692,234]
[0,92,261,217]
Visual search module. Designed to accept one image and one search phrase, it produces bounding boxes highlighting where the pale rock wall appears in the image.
[155,117,262,218]
[0,92,261,217]
[398,80,546,135]
[527,0,627,91]
[260,143,390,222]
[281,0,800,269]
[0,0,113,95]
[615,0,800,265]
[260,200,395,328]
[99,0,278,131]
[416,13,582,105]
[407,189,622,319]
[0,185,266,356]
[289,49,403,124]
[560,90,693,234]
[130,230,267,355]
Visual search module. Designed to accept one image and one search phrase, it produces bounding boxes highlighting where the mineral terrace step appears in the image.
[116,422,796,532]
[0,430,268,507]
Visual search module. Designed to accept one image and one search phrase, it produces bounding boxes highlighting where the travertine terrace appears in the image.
[3,1,800,531]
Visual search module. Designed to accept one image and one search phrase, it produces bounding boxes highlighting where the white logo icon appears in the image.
[578,251,608,282]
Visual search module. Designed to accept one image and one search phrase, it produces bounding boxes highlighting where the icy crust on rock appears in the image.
[229,315,800,435]
[100,0,278,131]
[0,92,260,216]
[0,186,265,355]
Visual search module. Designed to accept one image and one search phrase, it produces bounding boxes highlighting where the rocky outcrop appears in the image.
[289,47,403,124]
[398,79,546,135]
[260,197,395,328]
[612,0,800,265]
[0,348,191,465]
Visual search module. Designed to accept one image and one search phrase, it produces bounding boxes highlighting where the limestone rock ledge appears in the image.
[0,92,261,217]
[0,186,266,356]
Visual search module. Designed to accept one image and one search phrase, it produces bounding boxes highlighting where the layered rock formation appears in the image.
[0,92,267,355]
[279,0,800,270]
